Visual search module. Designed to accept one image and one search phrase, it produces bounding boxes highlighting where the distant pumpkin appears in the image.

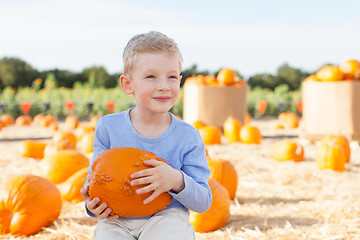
[339,59,360,80]
[320,134,350,163]
[223,116,242,142]
[270,140,304,162]
[198,126,222,145]
[217,68,235,86]
[316,137,346,172]
[21,140,47,159]
[192,120,207,130]
[239,125,262,144]
[316,65,344,81]
[0,114,15,126]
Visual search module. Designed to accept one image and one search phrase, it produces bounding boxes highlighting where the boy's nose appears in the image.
[157,78,170,91]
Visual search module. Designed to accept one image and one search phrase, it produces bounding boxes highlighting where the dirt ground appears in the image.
[0,117,359,240]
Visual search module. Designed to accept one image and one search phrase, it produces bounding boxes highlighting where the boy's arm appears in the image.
[83,117,111,217]
[169,131,212,213]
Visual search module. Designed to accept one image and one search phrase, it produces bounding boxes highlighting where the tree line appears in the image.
[0,57,314,91]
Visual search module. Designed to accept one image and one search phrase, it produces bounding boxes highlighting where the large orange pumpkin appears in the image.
[270,140,304,162]
[316,138,346,172]
[89,147,172,218]
[198,126,222,145]
[223,116,242,143]
[320,134,350,163]
[21,140,47,159]
[189,178,231,233]
[339,59,360,80]
[239,125,262,144]
[0,174,62,236]
[57,168,88,203]
[316,65,344,81]
[41,149,89,184]
[208,158,238,200]
[217,68,235,86]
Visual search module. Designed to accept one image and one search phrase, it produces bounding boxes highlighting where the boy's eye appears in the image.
[169,76,178,80]
[146,75,155,79]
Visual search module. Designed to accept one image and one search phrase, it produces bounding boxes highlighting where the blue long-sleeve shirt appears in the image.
[84,109,212,218]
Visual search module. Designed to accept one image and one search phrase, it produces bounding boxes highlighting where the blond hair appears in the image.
[123,31,183,74]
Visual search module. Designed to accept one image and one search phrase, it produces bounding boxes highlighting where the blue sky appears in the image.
[1,0,360,78]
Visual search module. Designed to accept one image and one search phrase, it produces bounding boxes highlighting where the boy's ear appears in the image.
[179,75,183,83]
[120,74,133,95]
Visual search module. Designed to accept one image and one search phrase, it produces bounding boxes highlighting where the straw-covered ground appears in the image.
[0,118,359,240]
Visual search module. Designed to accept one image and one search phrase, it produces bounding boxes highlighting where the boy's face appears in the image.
[122,52,181,114]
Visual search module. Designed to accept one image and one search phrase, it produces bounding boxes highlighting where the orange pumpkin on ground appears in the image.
[65,115,80,131]
[89,147,172,218]
[79,131,95,153]
[0,114,14,126]
[270,140,304,162]
[316,137,346,172]
[39,115,57,128]
[0,174,62,236]
[198,126,222,145]
[41,149,89,184]
[192,120,207,130]
[189,178,231,233]
[223,116,242,143]
[0,120,6,130]
[75,124,95,141]
[320,135,350,163]
[339,59,360,80]
[239,125,262,144]
[15,115,32,126]
[278,112,299,128]
[21,140,47,159]
[217,68,235,86]
[208,158,238,200]
[89,116,100,128]
[57,168,88,203]
[52,131,77,148]
[43,138,75,157]
[316,65,344,81]
[33,114,44,126]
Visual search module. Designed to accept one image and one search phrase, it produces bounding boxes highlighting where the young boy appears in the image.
[81,31,212,240]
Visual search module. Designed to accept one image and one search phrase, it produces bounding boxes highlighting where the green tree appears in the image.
[0,57,39,88]
[41,69,85,88]
[82,66,115,88]
[247,73,278,90]
[276,63,309,90]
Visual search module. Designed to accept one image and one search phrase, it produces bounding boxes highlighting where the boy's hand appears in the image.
[80,186,119,220]
[130,159,185,204]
